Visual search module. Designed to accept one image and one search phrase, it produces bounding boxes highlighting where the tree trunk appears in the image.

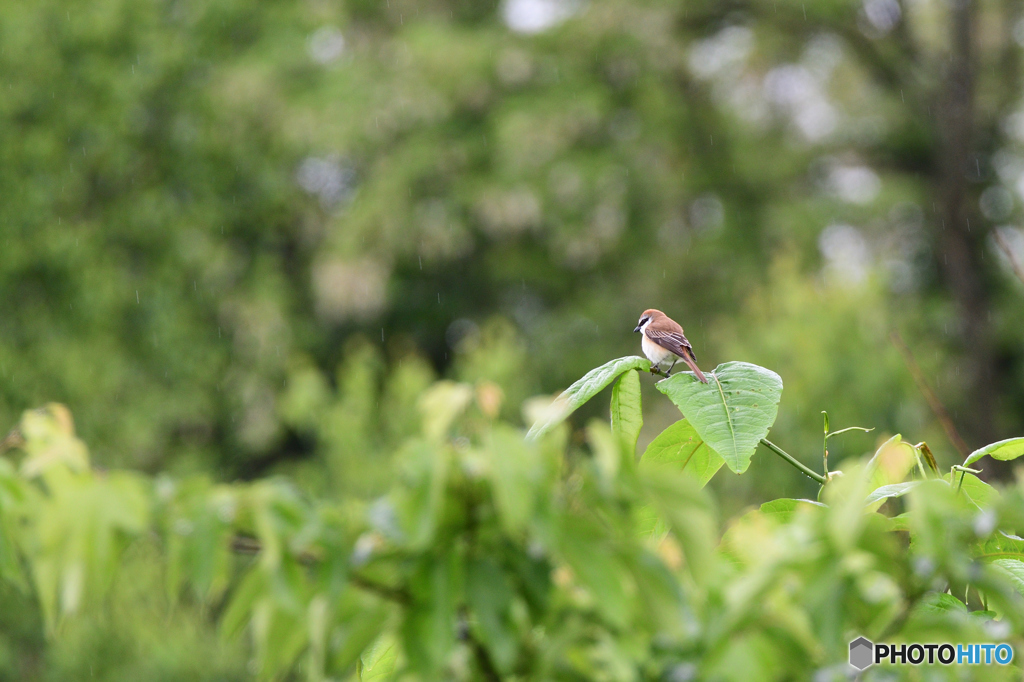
[935,0,998,457]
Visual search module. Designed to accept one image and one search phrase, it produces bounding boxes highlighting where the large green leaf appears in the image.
[991,559,1024,597]
[945,471,998,509]
[758,498,826,523]
[973,532,1024,562]
[963,437,1024,468]
[610,370,643,456]
[864,482,922,506]
[640,419,724,487]
[527,356,650,440]
[655,361,782,474]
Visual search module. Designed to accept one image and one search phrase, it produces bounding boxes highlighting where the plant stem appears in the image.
[760,438,826,484]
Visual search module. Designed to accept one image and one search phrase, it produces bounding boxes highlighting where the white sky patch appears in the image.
[819,223,870,285]
[763,64,837,141]
[827,164,881,204]
[308,26,345,64]
[502,0,580,34]
[859,0,901,37]
[296,156,355,208]
[688,26,754,80]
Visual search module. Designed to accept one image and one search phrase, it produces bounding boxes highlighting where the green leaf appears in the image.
[610,370,643,456]
[466,557,517,673]
[359,633,399,681]
[638,470,716,585]
[963,437,1024,468]
[990,559,1024,597]
[758,498,826,523]
[945,471,998,509]
[390,440,450,549]
[640,419,724,487]
[220,569,269,640]
[864,482,922,506]
[401,552,459,676]
[915,592,968,615]
[974,532,1024,562]
[626,549,693,636]
[330,597,389,674]
[526,356,650,440]
[655,361,782,474]
[486,426,542,533]
[557,514,629,627]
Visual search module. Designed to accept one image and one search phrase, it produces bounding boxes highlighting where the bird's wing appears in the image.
[645,328,697,361]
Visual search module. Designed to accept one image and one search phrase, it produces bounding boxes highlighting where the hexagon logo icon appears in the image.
[849,637,874,670]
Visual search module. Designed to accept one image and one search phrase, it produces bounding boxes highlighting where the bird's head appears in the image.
[634,308,665,333]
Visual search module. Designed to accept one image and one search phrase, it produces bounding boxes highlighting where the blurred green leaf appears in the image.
[610,370,643,457]
[390,440,450,549]
[401,552,459,676]
[639,470,716,584]
[418,382,473,442]
[557,514,629,627]
[655,362,783,474]
[640,418,725,487]
[864,482,922,506]
[466,557,517,673]
[991,559,1024,598]
[915,592,968,615]
[359,633,399,681]
[758,498,826,523]
[329,595,389,675]
[526,356,650,440]
[486,426,542,533]
[946,471,999,509]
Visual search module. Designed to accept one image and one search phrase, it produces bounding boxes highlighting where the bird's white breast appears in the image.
[641,332,673,364]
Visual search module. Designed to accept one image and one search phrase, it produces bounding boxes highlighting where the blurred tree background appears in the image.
[4,0,1024,676]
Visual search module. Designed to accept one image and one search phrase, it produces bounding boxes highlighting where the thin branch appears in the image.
[759,438,826,484]
[890,331,971,457]
[349,573,411,605]
[994,229,1024,286]
[230,534,410,603]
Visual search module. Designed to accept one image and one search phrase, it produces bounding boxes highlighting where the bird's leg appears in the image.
[665,359,678,377]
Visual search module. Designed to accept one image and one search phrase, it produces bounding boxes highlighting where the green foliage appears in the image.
[3,355,1024,680]
[639,419,724,487]
[609,369,643,456]
[525,356,649,439]
[656,361,784,474]
[964,438,1024,468]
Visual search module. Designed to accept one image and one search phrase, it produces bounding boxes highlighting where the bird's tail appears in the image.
[681,352,709,383]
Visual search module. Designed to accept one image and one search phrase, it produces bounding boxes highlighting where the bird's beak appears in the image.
[633,324,641,333]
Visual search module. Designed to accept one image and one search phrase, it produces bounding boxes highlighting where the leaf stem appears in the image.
[760,438,826,484]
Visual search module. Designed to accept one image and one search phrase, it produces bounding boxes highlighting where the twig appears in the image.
[890,331,971,457]
[349,573,411,605]
[994,229,1024,286]
[759,438,826,484]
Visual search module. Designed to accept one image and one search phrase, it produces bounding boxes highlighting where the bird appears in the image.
[633,309,709,383]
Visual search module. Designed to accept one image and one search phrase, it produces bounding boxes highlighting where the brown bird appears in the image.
[633,309,708,383]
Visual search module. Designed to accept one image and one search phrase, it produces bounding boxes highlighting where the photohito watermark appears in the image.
[849,636,1014,670]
